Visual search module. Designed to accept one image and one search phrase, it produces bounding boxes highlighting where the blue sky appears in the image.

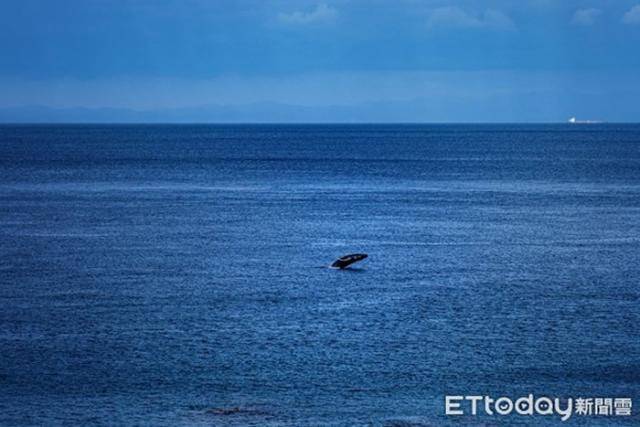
[1,0,640,122]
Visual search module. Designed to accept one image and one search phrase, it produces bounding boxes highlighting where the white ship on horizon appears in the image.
[568,117,601,124]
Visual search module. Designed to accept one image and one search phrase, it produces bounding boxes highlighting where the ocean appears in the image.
[1,124,639,426]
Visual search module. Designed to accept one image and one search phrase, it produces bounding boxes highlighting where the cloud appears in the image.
[483,9,516,30]
[571,8,601,26]
[426,7,515,31]
[623,4,640,24]
[277,3,337,25]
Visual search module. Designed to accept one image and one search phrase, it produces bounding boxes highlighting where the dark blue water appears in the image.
[1,124,639,426]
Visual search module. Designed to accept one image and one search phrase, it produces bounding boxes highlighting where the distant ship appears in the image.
[568,117,601,124]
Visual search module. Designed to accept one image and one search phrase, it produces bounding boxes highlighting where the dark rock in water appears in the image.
[331,253,368,269]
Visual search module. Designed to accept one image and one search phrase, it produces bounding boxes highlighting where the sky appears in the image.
[1,0,640,122]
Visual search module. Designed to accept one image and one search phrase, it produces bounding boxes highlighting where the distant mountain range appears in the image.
[1,102,445,123]
[0,100,626,123]
[0,103,359,123]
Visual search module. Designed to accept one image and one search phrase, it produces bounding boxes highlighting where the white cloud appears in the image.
[571,8,601,26]
[426,7,515,31]
[277,3,337,25]
[426,7,482,29]
[622,4,640,24]
[483,9,516,30]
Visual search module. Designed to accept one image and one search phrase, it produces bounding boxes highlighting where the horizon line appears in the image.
[0,121,636,126]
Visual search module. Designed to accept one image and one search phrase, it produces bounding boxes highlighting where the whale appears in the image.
[330,253,368,269]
